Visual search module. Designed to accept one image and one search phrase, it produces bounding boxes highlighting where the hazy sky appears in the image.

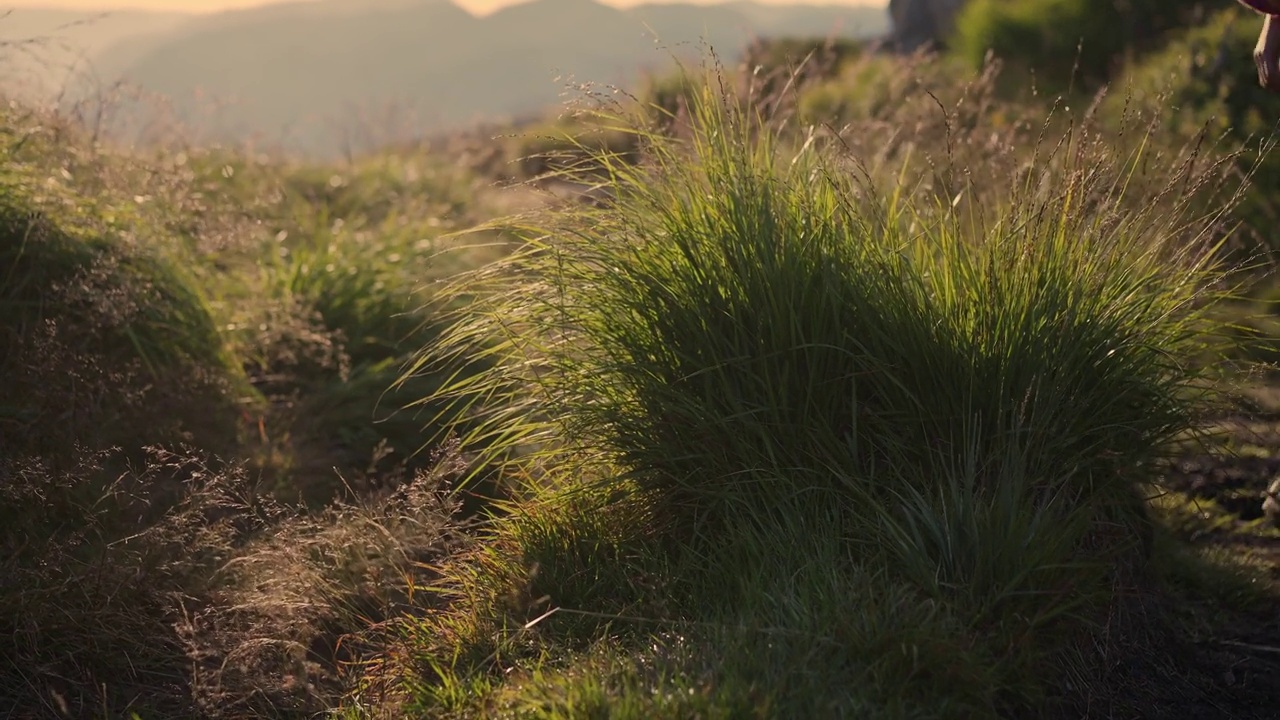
[4,0,886,15]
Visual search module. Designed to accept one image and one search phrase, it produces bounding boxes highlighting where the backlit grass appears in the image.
[388,74,1242,717]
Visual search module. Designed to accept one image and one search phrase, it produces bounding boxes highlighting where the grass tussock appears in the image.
[387,67,1245,717]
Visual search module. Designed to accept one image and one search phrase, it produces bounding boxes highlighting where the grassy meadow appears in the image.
[7,11,1280,719]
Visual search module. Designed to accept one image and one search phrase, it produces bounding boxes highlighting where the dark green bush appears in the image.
[952,0,1212,93]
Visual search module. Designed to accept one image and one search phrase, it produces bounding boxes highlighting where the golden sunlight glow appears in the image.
[2,0,884,16]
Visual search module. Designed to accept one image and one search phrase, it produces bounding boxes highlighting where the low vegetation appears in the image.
[5,21,1280,720]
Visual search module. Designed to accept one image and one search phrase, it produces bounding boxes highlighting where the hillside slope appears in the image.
[75,0,888,155]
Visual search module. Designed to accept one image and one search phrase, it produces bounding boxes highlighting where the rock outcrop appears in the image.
[888,0,969,52]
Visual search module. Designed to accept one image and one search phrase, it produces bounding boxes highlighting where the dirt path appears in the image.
[1142,406,1280,719]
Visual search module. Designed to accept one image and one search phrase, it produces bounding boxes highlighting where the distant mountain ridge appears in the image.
[0,8,190,100]
[5,0,890,155]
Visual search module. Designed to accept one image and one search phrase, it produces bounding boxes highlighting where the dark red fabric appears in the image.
[1241,0,1280,14]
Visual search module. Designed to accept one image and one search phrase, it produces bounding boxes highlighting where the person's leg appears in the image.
[1256,14,1280,92]
[1243,1,1280,91]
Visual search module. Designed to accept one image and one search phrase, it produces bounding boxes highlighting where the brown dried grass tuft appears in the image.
[1,444,467,718]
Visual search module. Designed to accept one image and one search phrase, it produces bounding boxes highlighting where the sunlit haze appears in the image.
[4,0,886,15]
[0,0,894,150]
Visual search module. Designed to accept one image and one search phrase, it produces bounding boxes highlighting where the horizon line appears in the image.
[1,0,888,18]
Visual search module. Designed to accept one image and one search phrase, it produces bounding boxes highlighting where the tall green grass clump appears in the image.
[1098,7,1280,368]
[428,80,1226,538]
[408,73,1234,714]
[1103,6,1280,257]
